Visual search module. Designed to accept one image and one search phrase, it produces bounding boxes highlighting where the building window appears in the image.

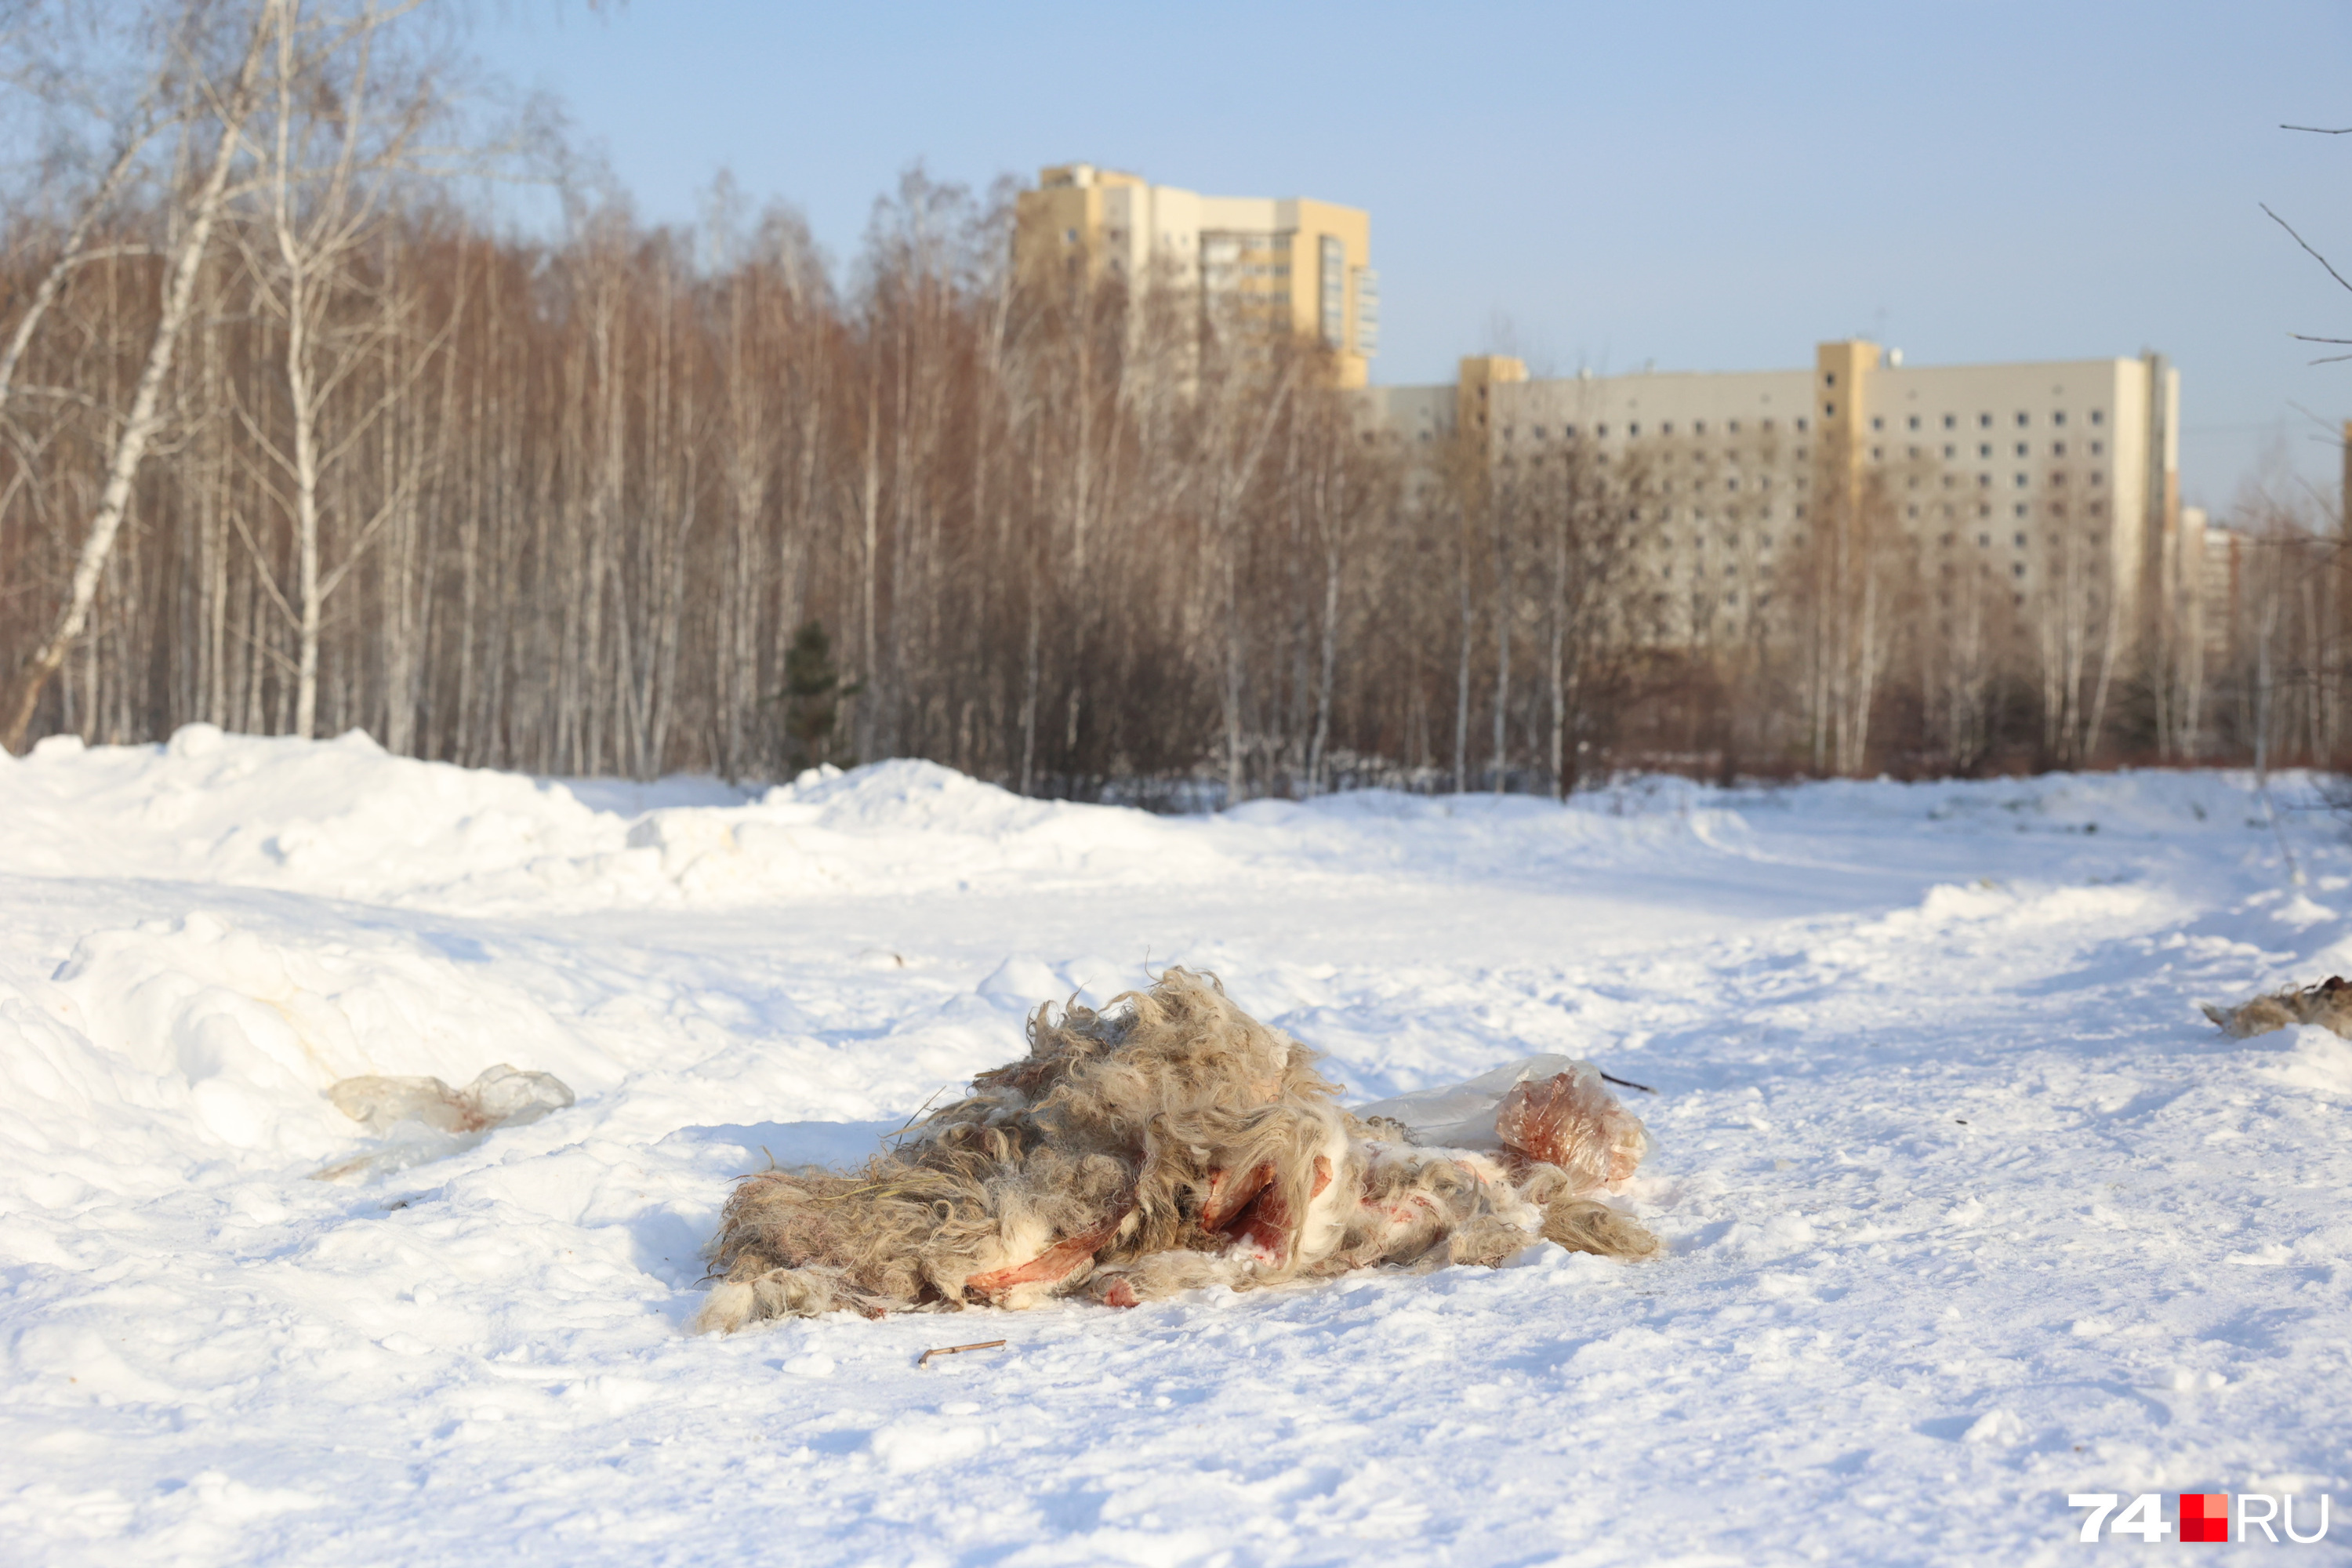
[1796,418,1809,432]
[1532,425,1546,440]
[2090,409,2105,425]
[2014,532,2028,546]
[1979,504,1992,517]
[2089,440,2104,456]
[2015,442,2029,457]
[2089,470,2103,485]
[1907,505,1918,518]
[1564,425,1579,438]
[1944,444,1957,459]
[1660,421,1674,435]
[1628,423,1641,437]
[1979,532,1991,546]
[1825,372,1837,387]
[1693,419,1707,434]
[1979,474,1991,488]
[2052,441,2067,457]
[2016,412,2031,427]
[1871,446,1882,461]
[1978,443,1993,458]
[2015,503,2028,517]
[1824,403,1836,418]
[2015,474,2028,488]
[1595,424,1608,437]
[1728,419,1741,433]
[1318,235,1345,349]
[1980,413,1993,428]
[1871,416,1884,431]
[2053,411,2067,426]
[1907,416,1922,430]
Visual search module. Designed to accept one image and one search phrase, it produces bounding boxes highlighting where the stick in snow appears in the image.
[916,1340,1007,1370]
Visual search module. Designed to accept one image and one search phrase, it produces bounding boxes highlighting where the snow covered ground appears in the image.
[2,725,2347,1566]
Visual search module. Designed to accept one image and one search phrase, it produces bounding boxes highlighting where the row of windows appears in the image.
[1642,503,1806,524]
[1868,440,2107,462]
[1817,376,2108,432]
[1646,566,1769,585]
[1865,409,2106,432]
[1923,528,2111,553]
[1929,470,2106,490]
[1514,416,1809,441]
[1499,426,2111,474]
[1657,474,1802,493]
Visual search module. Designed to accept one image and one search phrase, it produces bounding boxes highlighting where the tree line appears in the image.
[2,0,2345,797]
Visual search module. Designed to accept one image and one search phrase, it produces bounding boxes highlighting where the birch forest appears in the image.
[2,0,2346,796]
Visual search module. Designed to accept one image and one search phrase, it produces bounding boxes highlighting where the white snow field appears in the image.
[2,726,2348,1566]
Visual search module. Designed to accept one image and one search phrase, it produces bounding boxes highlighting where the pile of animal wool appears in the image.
[2204,976,2352,1040]
[695,968,1658,1331]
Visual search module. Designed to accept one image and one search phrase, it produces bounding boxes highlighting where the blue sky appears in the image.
[472,1,2352,514]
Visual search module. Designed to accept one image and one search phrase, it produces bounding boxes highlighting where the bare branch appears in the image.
[2263,202,2352,297]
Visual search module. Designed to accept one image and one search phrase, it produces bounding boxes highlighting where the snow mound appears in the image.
[2,735,2349,1563]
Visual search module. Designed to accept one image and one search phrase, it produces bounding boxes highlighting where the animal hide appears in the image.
[311,1064,575,1182]
[2202,976,2352,1040]
[695,968,1658,1332]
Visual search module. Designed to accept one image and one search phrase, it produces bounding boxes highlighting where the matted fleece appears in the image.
[2203,975,2352,1040]
[695,968,1657,1331]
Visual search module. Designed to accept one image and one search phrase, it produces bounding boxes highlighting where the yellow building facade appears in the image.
[1360,341,2184,648]
[1013,163,1377,387]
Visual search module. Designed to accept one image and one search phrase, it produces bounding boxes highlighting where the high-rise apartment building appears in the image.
[1012,163,1378,387]
[1361,341,2183,642]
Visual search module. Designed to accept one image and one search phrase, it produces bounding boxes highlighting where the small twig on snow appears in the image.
[916,1339,1007,1369]
[1599,1071,1656,1094]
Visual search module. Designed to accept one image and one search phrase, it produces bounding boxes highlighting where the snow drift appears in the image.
[4,729,2349,1566]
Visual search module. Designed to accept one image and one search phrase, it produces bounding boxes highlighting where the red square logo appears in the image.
[2180,1493,2230,1543]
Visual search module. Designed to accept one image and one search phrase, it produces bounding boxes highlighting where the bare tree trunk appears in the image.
[1453,550,1473,794]
[0,125,158,418]
[0,6,272,752]
[1306,533,1340,797]
[1490,478,1512,792]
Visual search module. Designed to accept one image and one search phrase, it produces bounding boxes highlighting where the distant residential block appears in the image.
[1360,341,2187,645]
[1013,163,1376,387]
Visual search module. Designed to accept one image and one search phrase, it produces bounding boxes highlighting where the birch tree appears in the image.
[0,0,274,752]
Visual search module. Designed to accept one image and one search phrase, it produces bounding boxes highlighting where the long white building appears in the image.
[1361,340,2183,643]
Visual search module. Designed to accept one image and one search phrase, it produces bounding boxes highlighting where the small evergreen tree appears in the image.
[779,620,858,772]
